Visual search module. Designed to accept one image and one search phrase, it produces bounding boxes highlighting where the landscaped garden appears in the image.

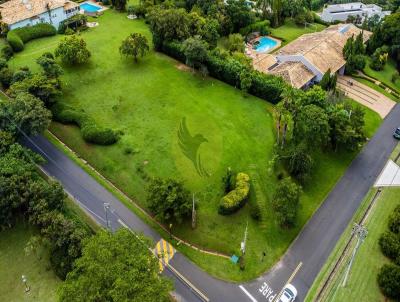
[5,9,383,281]
[0,223,60,302]
[363,58,400,93]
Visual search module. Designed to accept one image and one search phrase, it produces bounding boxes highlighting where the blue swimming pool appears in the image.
[80,2,102,12]
[254,37,278,53]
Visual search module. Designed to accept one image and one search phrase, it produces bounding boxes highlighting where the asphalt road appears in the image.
[23,103,400,302]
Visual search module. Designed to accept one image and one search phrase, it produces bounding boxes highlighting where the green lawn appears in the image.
[269,19,326,46]
[363,58,400,94]
[306,143,400,302]
[0,223,60,302]
[7,11,381,281]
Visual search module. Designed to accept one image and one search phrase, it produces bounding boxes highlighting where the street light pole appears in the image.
[342,223,368,287]
[104,202,110,230]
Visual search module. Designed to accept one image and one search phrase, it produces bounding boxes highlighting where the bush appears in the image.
[7,23,56,52]
[58,14,87,34]
[239,20,270,37]
[250,202,261,221]
[377,264,400,300]
[379,231,400,262]
[219,173,250,215]
[1,44,13,61]
[389,205,400,234]
[0,67,14,88]
[51,103,119,145]
[272,177,302,228]
[0,58,7,70]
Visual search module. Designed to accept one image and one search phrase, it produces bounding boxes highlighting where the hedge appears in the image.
[219,172,250,215]
[7,23,57,52]
[51,102,119,145]
[162,41,285,104]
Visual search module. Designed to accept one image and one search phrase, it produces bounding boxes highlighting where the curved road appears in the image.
[23,104,400,302]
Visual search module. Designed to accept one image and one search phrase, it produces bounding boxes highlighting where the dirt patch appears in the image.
[176,63,191,72]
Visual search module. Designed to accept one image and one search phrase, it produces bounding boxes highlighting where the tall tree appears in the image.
[272,177,302,228]
[0,92,51,136]
[146,177,191,223]
[119,33,150,63]
[58,229,173,302]
[55,35,91,65]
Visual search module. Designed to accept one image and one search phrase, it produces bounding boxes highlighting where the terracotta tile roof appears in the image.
[269,61,315,89]
[0,0,78,25]
[253,54,277,72]
[276,24,372,74]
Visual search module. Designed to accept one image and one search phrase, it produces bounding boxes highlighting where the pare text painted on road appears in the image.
[259,282,276,301]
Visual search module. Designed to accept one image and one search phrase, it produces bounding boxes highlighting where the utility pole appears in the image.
[241,220,249,255]
[342,223,368,287]
[191,193,196,229]
[104,202,110,230]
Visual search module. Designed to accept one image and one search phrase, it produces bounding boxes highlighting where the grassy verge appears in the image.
[305,143,400,302]
[0,223,61,302]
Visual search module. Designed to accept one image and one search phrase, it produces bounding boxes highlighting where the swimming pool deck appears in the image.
[245,36,281,71]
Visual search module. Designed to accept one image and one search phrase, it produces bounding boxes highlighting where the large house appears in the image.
[320,2,390,23]
[0,0,80,30]
[254,24,371,89]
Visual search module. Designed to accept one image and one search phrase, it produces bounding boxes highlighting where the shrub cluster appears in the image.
[58,14,88,34]
[7,23,57,52]
[377,204,400,299]
[51,102,119,145]
[219,172,250,215]
[162,42,285,104]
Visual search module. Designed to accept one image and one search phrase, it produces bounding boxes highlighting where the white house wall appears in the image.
[9,6,78,30]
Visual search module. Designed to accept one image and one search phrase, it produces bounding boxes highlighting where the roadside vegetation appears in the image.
[306,144,400,302]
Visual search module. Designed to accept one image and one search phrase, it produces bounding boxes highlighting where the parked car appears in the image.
[394,127,400,140]
[278,284,297,302]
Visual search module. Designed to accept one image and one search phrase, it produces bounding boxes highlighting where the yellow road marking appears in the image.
[274,262,303,302]
[154,239,176,272]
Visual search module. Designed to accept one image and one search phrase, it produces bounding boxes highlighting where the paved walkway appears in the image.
[337,75,396,118]
[375,159,400,187]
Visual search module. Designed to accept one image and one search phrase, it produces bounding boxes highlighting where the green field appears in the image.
[363,58,400,94]
[7,10,382,281]
[269,19,326,45]
[306,143,400,302]
[0,223,60,302]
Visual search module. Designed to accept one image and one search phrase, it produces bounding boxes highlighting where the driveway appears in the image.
[337,75,396,118]
[23,104,400,302]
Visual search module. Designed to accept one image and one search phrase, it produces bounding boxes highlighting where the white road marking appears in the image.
[239,285,258,302]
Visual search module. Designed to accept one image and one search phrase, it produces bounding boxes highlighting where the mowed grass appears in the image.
[7,11,382,280]
[269,19,326,46]
[363,58,400,93]
[0,223,60,302]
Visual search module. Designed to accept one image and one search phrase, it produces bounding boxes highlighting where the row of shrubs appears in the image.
[51,102,119,145]
[377,204,400,299]
[7,23,57,52]
[353,74,400,99]
[162,41,285,104]
[219,172,250,215]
